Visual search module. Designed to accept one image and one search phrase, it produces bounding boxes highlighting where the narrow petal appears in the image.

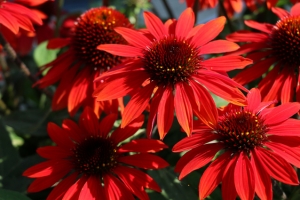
[268,119,300,136]
[222,154,238,200]
[271,7,289,19]
[0,10,19,34]
[199,151,231,199]
[79,176,104,200]
[157,86,174,139]
[99,114,118,138]
[121,81,156,128]
[250,152,272,200]
[175,8,195,39]
[63,176,88,200]
[114,27,151,48]
[245,88,261,111]
[263,102,300,125]
[47,38,71,49]
[97,44,143,57]
[268,134,300,147]
[174,82,193,136]
[281,69,296,103]
[143,11,168,40]
[199,40,239,55]
[47,123,74,148]
[201,55,252,71]
[191,17,226,47]
[234,152,255,200]
[119,153,168,169]
[177,143,223,179]
[62,119,85,143]
[226,31,269,43]
[253,147,299,185]
[172,132,219,152]
[244,20,273,33]
[103,173,135,200]
[118,139,168,153]
[37,146,72,159]
[79,107,99,136]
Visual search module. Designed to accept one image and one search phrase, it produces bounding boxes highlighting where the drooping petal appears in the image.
[143,11,168,40]
[199,151,231,199]
[234,152,255,200]
[97,44,143,57]
[176,143,223,179]
[0,9,19,34]
[119,153,168,169]
[263,102,300,125]
[191,16,226,47]
[118,139,168,153]
[175,8,194,39]
[121,81,156,128]
[253,147,299,185]
[114,27,151,48]
[157,86,174,139]
[174,82,193,136]
[199,40,240,55]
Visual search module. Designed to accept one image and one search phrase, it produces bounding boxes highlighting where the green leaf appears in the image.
[33,41,59,67]
[0,189,31,200]
[0,119,21,186]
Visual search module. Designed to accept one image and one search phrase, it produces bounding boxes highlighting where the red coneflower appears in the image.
[227,3,300,105]
[0,0,42,35]
[95,8,252,139]
[23,107,168,200]
[35,7,132,116]
[173,88,300,200]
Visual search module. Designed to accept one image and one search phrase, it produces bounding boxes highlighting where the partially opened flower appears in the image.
[95,8,252,139]
[23,107,168,200]
[35,7,132,116]
[227,3,300,105]
[0,0,42,35]
[173,88,300,200]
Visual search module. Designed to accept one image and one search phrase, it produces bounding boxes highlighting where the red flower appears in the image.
[23,107,168,200]
[227,3,300,105]
[95,8,252,138]
[35,7,133,116]
[0,0,42,35]
[173,88,300,200]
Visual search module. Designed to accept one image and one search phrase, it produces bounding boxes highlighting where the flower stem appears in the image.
[0,33,53,99]
[218,0,234,32]
[162,0,174,19]
[192,0,199,24]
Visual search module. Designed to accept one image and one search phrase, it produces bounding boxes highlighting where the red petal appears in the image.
[265,142,300,168]
[47,38,71,49]
[201,55,252,71]
[191,16,226,47]
[157,86,174,139]
[103,173,135,200]
[114,27,150,48]
[226,31,268,43]
[244,20,273,33]
[47,123,74,148]
[97,44,143,57]
[99,114,118,138]
[175,8,194,39]
[281,69,296,103]
[37,146,72,159]
[143,11,167,40]
[291,3,300,17]
[222,154,238,200]
[250,152,272,200]
[0,9,19,34]
[79,107,99,136]
[271,7,289,18]
[121,81,156,128]
[118,139,167,153]
[63,176,88,200]
[79,176,104,200]
[174,82,193,136]
[268,134,300,147]
[177,143,223,179]
[234,152,255,200]
[111,115,144,144]
[264,102,300,125]
[253,147,299,185]
[199,40,239,55]
[119,153,168,169]
[172,132,218,152]
[268,119,300,136]
[62,119,85,143]
[199,151,231,199]
[245,88,261,111]
[46,173,78,200]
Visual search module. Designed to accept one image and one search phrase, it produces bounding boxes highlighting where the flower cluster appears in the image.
[1,0,300,200]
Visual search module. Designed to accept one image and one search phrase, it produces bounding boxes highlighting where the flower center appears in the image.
[143,36,201,86]
[217,109,268,153]
[270,16,300,66]
[72,7,131,70]
[72,136,118,175]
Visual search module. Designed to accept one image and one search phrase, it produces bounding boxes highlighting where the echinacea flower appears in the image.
[227,3,300,104]
[0,0,42,35]
[35,7,132,116]
[95,8,252,138]
[23,107,168,200]
[173,88,300,200]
